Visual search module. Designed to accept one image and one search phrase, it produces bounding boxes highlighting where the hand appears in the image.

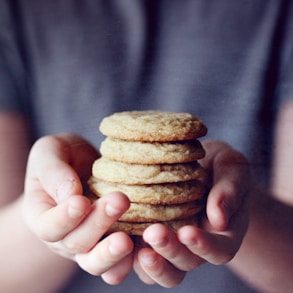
[133,140,250,288]
[23,134,134,284]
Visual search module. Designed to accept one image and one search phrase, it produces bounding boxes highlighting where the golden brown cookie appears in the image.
[89,178,206,204]
[99,111,207,142]
[92,157,206,185]
[118,201,202,222]
[100,137,205,164]
[108,217,200,236]
[90,110,208,236]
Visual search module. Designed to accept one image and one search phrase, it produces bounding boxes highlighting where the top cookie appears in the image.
[99,111,207,141]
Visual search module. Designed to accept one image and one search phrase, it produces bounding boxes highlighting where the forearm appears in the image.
[229,186,293,292]
[0,196,77,293]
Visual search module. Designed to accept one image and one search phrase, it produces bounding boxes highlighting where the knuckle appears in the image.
[63,239,90,254]
[29,135,69,162]
[30,136,57,156]
[36,226,63,242]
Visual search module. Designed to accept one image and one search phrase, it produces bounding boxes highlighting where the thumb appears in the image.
[25,134,98,204]
[200,140,250,231]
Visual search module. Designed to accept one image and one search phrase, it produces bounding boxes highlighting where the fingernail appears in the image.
[57,180,75,202]
[105,203,121,217]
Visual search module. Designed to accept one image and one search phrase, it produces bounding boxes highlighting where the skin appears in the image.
[229,101,293,292]
[134,139,250,287]
[0,101,293,292]
[21,133,250,288]
[0,114,76,293]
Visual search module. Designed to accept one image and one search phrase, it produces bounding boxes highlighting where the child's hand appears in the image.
[133,140,250,288]
[23,134,134,284]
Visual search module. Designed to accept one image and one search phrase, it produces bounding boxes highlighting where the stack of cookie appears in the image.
[89,111,208,235]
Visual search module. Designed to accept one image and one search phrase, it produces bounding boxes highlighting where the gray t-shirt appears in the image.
[1,1,292,292]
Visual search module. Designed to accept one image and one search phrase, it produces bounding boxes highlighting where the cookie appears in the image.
[90,110,208,235]
[92,157,206,185]
[118,201,202,222]
[108,217,200,236]
[89,178,206,204]
[100,137,205,164]
[99,111,207,142]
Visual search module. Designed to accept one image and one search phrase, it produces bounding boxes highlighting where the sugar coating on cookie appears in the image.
[99,111,207,141]
[89,178,206,204]
[100,137,205,164]
[92,157,206,185]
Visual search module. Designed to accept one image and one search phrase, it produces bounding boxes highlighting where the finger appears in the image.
[200,140,250,230]
[101,253,134,285]
[26,134,99,203]
[26,136,83,203]
[75,232,133,276]
[143,224,203,271]
[23,193,92,242]
[206,177,247,231]
[23,135,98,240]
[137,248,186,288]
[62,192,130,254]
[178,225,238,265]
[133,251,156,285]
[55,133,99,181]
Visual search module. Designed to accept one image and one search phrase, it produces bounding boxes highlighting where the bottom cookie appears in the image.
[107,217,200,236]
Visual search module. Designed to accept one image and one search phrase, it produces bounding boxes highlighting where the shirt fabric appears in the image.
[0,1,292,292]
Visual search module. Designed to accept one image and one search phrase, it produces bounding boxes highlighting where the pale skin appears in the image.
[0,101,293,292]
